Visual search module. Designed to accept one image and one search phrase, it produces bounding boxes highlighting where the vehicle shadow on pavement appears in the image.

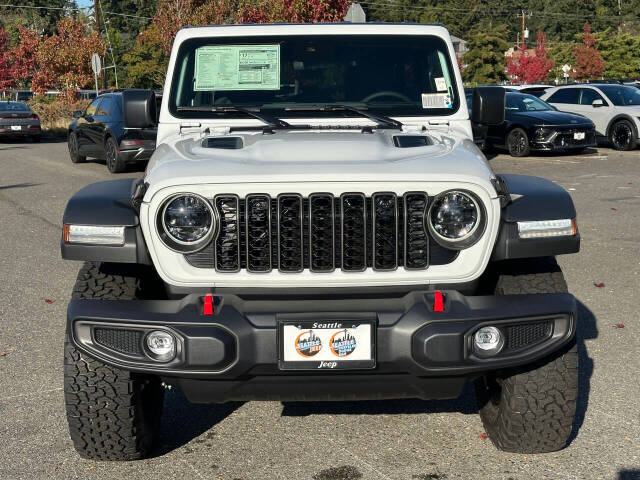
[568,300,597,445]
[281,383,478,417]
[617,470,640,480]
[152,388,244,457]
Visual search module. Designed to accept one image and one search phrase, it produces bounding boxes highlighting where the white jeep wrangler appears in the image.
[61,23,580,460]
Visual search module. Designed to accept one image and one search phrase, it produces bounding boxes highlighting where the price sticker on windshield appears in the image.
[194,44,280,91]
[422,93,452,109]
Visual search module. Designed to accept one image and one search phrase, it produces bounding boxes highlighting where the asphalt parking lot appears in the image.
[0,140,639,480]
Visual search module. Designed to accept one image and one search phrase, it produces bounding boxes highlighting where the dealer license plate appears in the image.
[11,125,22,131]
[278,319,375,370]
[573,132,585,140]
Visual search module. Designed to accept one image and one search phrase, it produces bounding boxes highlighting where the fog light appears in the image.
[145,331,175,361]
[473,326,503,356]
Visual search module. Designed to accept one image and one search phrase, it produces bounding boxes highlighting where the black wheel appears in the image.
[105,136,125,173]
[507,128,531,157]
[609,120,636,151]
[64,262,165,460]
[475,258,578,453]
[68,132,85,163]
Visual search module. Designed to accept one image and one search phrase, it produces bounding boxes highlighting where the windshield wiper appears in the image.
[284,104,403,130]
[176,105,292,129]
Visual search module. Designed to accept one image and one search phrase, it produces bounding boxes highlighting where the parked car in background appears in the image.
[542,84,640,150]
[0,101,41,142]
[68,90,158,173]
[506,84,552,97]
[467,90,596,157]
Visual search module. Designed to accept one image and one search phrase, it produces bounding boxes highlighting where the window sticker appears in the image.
[422,93,452,109]
[194,44,280,91]
[435,77,447,92]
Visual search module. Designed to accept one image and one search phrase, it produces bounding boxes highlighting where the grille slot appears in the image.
[341,193,367,271]
[185,192,459,272]
[246,194,272,272]
[372,193,398,270]
[404,192,429,269]
[278,194,304,272]
[505,321,553,351]
[309,193,335,272]
[94,328,143,356]
[214,195,240,272]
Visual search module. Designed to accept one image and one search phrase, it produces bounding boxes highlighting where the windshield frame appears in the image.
[168,34,461,121]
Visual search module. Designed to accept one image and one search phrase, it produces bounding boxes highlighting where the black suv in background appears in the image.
[68,90,159,173]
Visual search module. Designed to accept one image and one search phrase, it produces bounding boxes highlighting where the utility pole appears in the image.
[94,0,105,90]
[521,10,525,48]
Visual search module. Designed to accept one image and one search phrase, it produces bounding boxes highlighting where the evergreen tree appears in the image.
[462,22,509,85]
[595,29,640,78]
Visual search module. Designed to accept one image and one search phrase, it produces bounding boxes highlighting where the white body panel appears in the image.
[141,23,500,289]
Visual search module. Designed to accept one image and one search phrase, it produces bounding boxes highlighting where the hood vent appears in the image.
[202,136,244,149]
[393,135,431,148]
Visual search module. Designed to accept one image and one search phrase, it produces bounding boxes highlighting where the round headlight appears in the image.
[427,190,484,249]
[158,194,217,252]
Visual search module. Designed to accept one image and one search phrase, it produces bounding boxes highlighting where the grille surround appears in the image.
[184,192,460,273]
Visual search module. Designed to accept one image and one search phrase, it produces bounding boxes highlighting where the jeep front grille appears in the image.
[185,192,458,272]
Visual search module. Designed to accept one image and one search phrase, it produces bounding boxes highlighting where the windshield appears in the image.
[506,93,553,112]
[170,34,460,119]
[599,85,640,106]
[1,102,29,112]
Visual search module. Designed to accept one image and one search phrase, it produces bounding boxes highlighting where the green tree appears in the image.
[121,25,168,89]
[548,42,576,82]
[462,22,509,85]
[595,29,640,78]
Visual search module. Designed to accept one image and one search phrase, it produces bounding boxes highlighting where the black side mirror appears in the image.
[73,110,82,119]
[471,87,506,126]
[122,89,157,128]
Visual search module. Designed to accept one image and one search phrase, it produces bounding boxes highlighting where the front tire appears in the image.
[609,120,636,151]
[64,262,165,460]
[475,258,578,453]
[507,128,531,157]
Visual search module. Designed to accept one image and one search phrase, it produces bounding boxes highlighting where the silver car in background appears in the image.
[541,84,640,151]
[0,101,42,142]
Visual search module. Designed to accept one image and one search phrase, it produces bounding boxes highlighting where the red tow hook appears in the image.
[203,294,214,316]
[433,290,444,312]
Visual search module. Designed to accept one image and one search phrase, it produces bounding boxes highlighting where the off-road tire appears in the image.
[105,136,126,173]
[64,262,165,460]
[475,257,578,453]
[68,131,86,163]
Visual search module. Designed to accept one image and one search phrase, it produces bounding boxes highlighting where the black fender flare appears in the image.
[606,114,638,138]
[61,178,151,264]
[492,174,580,260]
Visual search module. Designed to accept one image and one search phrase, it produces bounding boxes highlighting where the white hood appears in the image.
[143,129,497,199]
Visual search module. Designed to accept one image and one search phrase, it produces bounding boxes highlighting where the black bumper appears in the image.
[67,290,577,403]
[118,147,154,163]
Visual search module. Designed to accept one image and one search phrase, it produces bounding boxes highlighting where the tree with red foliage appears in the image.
[506,43,531,83]
[506,31,554,84]
[31,18,105,98]
[0,29,16,90]
[151,0,350,54]
[572,21,604,80]
[10,26,41,88]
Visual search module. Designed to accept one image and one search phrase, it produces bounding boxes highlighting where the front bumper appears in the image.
[531,129,597,151]
[68,290,577,402]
